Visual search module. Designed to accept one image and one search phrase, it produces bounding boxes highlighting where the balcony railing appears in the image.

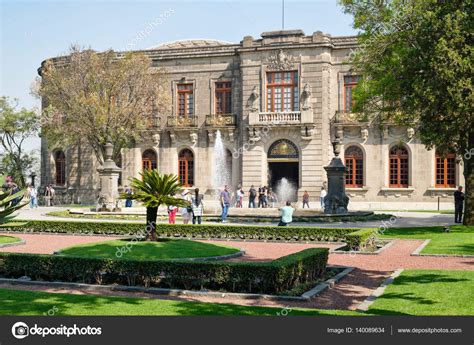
[252,111,302,125]
[205,114,236,127]
[167,116,198,128]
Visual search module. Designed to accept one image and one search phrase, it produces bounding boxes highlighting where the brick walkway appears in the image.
[0,233,473,311]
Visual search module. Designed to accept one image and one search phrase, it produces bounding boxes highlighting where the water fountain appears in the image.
[275,177,296,205]
[213,130,231,194]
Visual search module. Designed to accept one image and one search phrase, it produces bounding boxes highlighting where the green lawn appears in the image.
[0,288,357,316]
[379,225,474,255]
[0,235,21,245]
[368,269,474,315]
[58,238,240,260]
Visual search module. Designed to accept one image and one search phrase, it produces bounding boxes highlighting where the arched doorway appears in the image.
[142,149,157,171]
[268,139,299,201]
[178,149,194,186]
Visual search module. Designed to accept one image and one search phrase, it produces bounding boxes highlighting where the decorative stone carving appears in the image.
[301,83,312,110]
[227,129,235,143]
[383,126,390,140]
[190,131,198,144]
[249,86,260,112]
[266,49,296,71]
[207,130,215,145]
[248,127,261,142]
[324,133,349,214]
[96,142,121,212]
[361,127,369,140]
[169,130,176,144]
[300,125,315,140]
[407,127,415,139]
[152,133,160,147]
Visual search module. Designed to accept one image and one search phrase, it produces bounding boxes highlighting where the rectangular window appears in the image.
[215,82,232,114]
[177,83,193,116]
[266,71,299,112]
[344,75,361,112]
[436,153,456,188]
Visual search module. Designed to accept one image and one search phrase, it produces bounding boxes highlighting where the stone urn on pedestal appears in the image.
[97,142,121,212]
[324,136,350,214]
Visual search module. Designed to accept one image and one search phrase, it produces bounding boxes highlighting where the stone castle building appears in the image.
[40,30,464,209]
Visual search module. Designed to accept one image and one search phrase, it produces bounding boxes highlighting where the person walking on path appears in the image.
[44,185,54,207]
[320,187,327,211]
[248,185,257,208]
[220,185,231,223]
[180,189,192,224]
[454,186,465,223]
[124,185,133,208]
[236,187,244,208]
[302,190,310,208]
[278,201,294,226]
[191,188,204,225]
[29,184,38,209]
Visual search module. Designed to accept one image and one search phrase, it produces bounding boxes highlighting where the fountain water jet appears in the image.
[213,130,231,194]
[275,177,296,205]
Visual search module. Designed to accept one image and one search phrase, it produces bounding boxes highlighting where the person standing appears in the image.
[454,186,465,223]
[28,184,38,209]
[191,188,204,225]
[278,201,294,226]
[44,185,52,207]
[320,187,327,211]
[168,204,177,224]
[236,187,244,208]
[220,185,231,223]
[258,186,264,208]
[124,185,133,208]
[302,190,310,208]
[248,185,257,208]
[263,186,268,208]
[180,189,192,224]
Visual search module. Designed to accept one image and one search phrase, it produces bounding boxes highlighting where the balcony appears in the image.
[205,114,236,127]
[249,111,312,125]
[166,116,198,128]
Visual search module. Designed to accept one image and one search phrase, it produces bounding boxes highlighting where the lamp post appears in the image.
[29,172,37,187]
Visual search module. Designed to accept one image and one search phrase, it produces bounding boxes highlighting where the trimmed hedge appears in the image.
[0,220,378,250]
[0,248,328,295]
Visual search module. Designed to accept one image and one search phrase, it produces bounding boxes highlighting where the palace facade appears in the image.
[39,29,464,209]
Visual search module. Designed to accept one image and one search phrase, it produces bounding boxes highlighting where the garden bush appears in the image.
[0,220,377,250]
[0,248,328,294]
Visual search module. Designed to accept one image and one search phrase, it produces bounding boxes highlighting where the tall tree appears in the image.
[339,0,473,224]
[37,46,168,164]
[0,97,40,187]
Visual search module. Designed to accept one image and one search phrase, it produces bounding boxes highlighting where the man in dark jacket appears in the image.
[454,186,465,223]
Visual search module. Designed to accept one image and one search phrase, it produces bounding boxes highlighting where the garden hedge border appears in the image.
[0,248,328,295]
[0,220,378,250]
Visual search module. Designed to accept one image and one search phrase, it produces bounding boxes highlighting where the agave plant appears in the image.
[0,188,27,224]
[120,169,190,241]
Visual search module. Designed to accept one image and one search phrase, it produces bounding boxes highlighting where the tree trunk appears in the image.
[463,153,474,226]
[146,206,158,241]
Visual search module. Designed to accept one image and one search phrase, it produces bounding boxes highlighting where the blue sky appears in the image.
[0,0,357,150]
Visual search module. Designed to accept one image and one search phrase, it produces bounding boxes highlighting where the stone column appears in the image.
[324,135,349,214]
[97,142,121,211]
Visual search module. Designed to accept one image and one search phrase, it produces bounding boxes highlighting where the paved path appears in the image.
[1,233,473,311]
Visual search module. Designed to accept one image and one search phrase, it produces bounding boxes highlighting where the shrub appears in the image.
[0,248,328,294]
[0,220,376,250]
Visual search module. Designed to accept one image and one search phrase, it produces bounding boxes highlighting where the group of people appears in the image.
[247,185,278,208]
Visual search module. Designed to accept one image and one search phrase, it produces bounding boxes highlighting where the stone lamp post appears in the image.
[323,135,349,214]
[97,142,121,212]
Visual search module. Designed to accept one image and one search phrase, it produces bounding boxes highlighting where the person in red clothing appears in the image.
[168,204,178,224]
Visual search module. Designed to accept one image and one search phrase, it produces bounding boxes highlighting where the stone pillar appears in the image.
[324,136,349,214]
[97,142,121,211]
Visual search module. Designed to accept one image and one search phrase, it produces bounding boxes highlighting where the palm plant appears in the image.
[120,169,190,241]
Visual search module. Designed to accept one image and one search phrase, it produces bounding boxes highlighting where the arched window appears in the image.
[345,146,363,187]
[178,149,194,186]
[389,145,409,188]
[436,150,456,188]
[54,151,66,186]
[142,149,157,171]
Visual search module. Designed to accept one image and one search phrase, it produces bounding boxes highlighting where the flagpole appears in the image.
[282,0,285,30]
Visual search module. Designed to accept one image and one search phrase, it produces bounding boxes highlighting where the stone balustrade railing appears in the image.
[167,116,198,128]
[252,111,302,125]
